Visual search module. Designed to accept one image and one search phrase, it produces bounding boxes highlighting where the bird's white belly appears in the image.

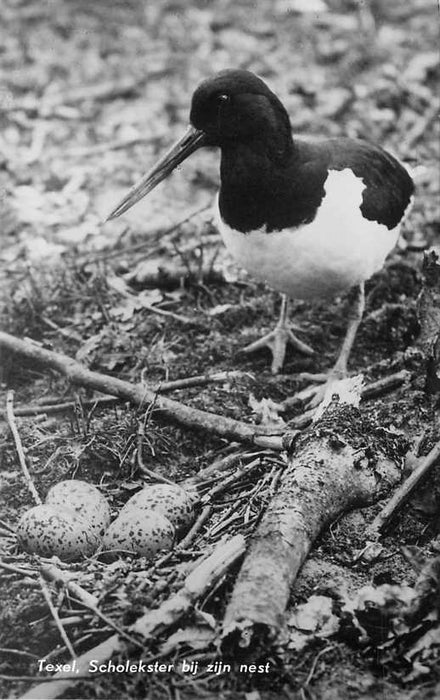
[216,169,402,300]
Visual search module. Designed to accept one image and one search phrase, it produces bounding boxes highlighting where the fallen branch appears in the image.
[39,563,98,610]
[39,576,76,659]
[5,391,42,505]
[40,563,141,647]
[20,535,245,700]
[0,371,246,420]
[280,369,410,412]
[0,331,282,449]
[367,440,440,538]
[416,251,440,393]
[222,378,405,656]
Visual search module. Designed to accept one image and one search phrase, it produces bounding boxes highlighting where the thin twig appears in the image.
[155,370,247,392]
[0,674,100,682]
[39,575,76,659]
[280,370,410,412]
[0,648,40,659]
[39,564,99,609]
[304,645,335,686]
[0,518,16,533]
[177,504,213,549]
[0,560,37,577]
[361,370,412,400]
[201,458,261,502]
[5,391,42,505]
[367,440,440,537]
[184,446,244,485]
[0,396,121,419]
[40,563,141,647]
[135,402,177,486]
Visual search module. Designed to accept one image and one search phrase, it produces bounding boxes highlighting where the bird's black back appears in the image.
[219,136,414,234]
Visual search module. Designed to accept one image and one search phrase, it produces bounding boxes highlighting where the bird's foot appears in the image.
[242,325,314,374]
[291,366,348,409]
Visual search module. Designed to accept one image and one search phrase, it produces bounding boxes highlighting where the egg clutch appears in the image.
[16,480,196,561]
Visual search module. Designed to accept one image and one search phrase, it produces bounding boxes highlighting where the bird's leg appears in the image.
[242,294,314,374]
[296,283,366,407]
[332,281,365,378]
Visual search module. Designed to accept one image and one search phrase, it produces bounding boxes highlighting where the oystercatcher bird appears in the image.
[108,70,414,401]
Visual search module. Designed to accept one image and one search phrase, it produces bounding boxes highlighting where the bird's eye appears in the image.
[217,93,229,104]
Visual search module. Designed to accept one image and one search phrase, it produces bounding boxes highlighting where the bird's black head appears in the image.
[189,69,292,150]
[107,70,293,220]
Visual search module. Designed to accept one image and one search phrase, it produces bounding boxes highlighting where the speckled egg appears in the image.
[16,505,100,561]
[46,480,111,536]
[120,484,196,533]
[102,510,175,558]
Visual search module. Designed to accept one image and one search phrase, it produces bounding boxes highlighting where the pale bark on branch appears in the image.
[222,379,405,655]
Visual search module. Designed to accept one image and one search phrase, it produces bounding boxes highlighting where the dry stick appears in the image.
[183,446,245,485]
[367,440,440,538]
[20,535,245,700]
[361,369,411,400]
[41,316,83,343]
[0,331,282,449]
[40,563,98,610]
[0,371,245,420]
[200,458,261,502]
[281,371,410,433]
[222,378,404,654]
[1,559,128,648]
[39,576,76,659]
[40,564,140,647]
[132,534,245,638]
[177,504,213,549]
[0,648,40,660]
[0,561,37,578]
[0,527,13,537]
[0,519,15,533]
[135,406,177,486]
[156,370,247,392]
[182,455,262,538]
[179,459,262,545]
[5,391,42,505]
[280,369,410,412]
[0,396,121,419]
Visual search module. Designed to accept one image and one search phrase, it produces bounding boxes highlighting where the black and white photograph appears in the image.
[0,0,439,698]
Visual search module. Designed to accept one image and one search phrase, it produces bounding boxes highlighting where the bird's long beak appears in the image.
[107,125,208,220]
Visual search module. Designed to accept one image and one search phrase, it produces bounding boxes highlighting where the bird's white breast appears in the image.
[216,168,402,300]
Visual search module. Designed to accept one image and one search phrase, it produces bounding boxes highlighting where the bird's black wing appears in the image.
[296,137,414,230]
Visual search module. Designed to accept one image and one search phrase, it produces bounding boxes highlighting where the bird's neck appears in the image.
[219,140,295,233]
